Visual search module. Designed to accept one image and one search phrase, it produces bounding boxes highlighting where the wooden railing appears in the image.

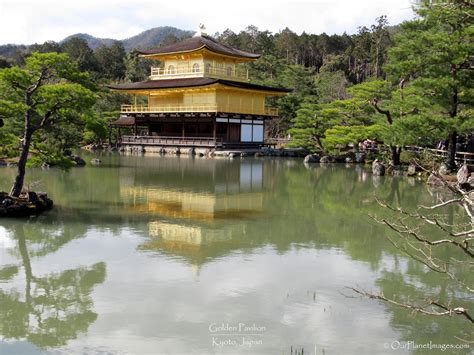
[404,146,474,165]
[121,104,218,113]
[120,104,278,116]
[150,66,249,82]
[121,135,222,148]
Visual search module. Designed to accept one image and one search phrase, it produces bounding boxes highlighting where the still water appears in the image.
[0,154,471,354]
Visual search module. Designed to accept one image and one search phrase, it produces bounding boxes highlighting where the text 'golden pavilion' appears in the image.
[109,26,290,149]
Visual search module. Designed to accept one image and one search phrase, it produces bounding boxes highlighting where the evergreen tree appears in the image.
[385,1,474,170]
[0,53,96,196]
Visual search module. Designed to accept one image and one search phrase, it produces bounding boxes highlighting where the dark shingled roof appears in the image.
[138,35,260,59]
[110,116,136,126]
[107,77,291,93]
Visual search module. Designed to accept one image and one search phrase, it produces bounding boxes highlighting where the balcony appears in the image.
[150,66,249,82]
[121,104,278,116]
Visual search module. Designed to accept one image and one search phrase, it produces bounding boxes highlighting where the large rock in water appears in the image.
[372,159,385,176]
[0,191,53,217]
[70,154,86,166]
[457,164,470,184]
[304,154,320,164]
[320,156,333,164]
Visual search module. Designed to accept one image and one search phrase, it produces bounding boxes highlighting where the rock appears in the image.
[392,169,404,176]
[345,156,353,163]
[427,173,445,187]
[254,152,265,157]
[0,159,7,167]
[27,191,39,203]
[37,192,48,199]
[70,155,86,166]
[407,164,417,176]
[240,152,248,157]
[304,154,320,164]
[456,164,470,184]
[90,158,101,165]
[41,162,50,169]
[320,156,333,164]
[0,191,53,217]
[355,152,365,164]
[229,152,238,158]
[468,175,474,187]
[372,159,386,176]
[438,163,449,175]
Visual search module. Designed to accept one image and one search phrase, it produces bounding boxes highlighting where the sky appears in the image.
[0,0,415,45]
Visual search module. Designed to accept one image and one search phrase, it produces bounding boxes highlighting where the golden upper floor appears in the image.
[138,31,259,82]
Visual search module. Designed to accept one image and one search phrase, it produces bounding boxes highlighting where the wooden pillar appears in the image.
[134,123,138,136]
[182,119,185,138]
[213,118,216,139]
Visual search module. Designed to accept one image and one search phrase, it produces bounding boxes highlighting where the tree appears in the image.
[0,52,96,197]
[0,224,106,348]
[95,41,126,81]
[320,80,448,164]
[29,41,62,54]
[288,102,332,152]
[125,50,152,82]
[60,37,98,73]
[385,1,474,171]
[352,173,474,329]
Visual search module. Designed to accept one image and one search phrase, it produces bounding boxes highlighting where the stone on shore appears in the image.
[407,163,417,176]
[320,156,333,164]
[456,164,470,184]
[355,152,365,164]
[427,173,445,187]
[304,154,320,164]
[438,163,449,175]
[70,155,86,166]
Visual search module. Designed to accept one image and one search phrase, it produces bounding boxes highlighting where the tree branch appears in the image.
[348,287,474,323]
[369,98,392,124]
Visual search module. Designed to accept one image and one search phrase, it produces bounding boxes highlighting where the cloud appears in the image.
[0,0,414,45]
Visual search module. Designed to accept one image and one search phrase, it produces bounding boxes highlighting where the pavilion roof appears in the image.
[107,77,291,94]
[110,116,136,126]
[137,35,260,60]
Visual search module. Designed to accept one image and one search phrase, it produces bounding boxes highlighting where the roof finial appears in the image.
[194,23,207,37]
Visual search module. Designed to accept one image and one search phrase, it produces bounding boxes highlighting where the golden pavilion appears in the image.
[109,25,290,150]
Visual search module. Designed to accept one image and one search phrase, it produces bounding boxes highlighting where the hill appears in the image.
[0,26,193,58]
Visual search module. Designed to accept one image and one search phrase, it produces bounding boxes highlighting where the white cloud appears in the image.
[0,0,414,45]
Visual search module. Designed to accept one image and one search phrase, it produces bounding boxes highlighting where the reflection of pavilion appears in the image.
[119,158,265,269]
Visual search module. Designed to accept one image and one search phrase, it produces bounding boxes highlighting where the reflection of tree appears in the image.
[375,266,473,347]
[0,224,106,348]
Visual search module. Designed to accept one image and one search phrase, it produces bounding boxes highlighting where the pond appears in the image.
[0,154,471,354]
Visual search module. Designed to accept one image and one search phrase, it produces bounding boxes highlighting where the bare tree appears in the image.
[350,168,473,332]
